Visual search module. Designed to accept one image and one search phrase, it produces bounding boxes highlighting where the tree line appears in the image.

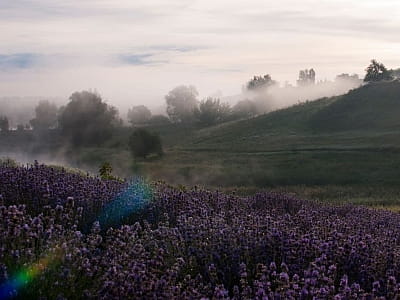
[0,59,398,160]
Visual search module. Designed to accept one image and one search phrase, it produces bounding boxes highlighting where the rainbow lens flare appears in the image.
[0,247,62,300]
[0,178,153,299]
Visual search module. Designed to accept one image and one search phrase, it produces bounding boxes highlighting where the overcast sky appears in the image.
[0,0,399,109]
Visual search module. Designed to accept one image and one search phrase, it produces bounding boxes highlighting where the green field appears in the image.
[2,81,400,208]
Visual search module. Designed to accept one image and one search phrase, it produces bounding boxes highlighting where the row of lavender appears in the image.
[1,163,400,298]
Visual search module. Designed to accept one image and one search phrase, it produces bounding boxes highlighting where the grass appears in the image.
[3,81,400,209]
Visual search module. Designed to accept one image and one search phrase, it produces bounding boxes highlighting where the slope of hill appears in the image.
[184,81,400,151]
[135,81,400,188]
[3,82,400,188]
[311,81,400,132]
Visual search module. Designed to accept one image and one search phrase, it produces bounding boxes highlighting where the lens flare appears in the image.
[0,178,153,299]
[0,247,62,300]
[97,178,153,228]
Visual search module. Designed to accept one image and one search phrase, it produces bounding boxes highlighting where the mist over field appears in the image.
[225,74,362,113]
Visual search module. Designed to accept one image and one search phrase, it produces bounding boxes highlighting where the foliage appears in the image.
[246,74,277,91]
[16,124,25,132]
[127,105,152,125]
[30,100,58,130]
[390,68,400,79]
[297,68,316,86]
[194,97,231,126]
[2,164,400,298]
[99,162,113,180]
[129,128,163,159]
[364,59,393,82]
[0,157,18,167]
[148,114,171,125]
[335,73,360,83]
[165,85,199,123]
[58,91,120,145]
[0,116,9,132]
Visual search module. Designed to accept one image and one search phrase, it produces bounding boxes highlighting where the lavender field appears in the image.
[1,163,400,299]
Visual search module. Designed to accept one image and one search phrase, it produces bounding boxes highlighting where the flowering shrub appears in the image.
[1,163,400,299]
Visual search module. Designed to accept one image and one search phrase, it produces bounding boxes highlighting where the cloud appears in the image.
[0,0,399,108]
[116,46,205,66]
[234,9,400,42]
[0,0,191,21]
[0,53,41,69]
[118,53,168,66]
[148,45,206,53]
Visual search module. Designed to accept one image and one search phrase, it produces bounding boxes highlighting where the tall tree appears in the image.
[0,116,9,132]
[127,105,152,125]
[30,100,58,130]
[129,128,163,159]
[194,97,231,126]
[297,69,316,86]
[165,85,198,123]
[58,91,119,145]
[364,59,393,82]
[246,74,276,91]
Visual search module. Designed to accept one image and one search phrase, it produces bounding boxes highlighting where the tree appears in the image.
[98,162,113,180]
[194,97,231,126]
[129,128,163,159]
[16,124,25,132]
[30,100,58,130]
[165,85,198,123]
[364,59,393,82]
[232,100,258,119]
[390,68,400,79]
[58,91,119,145]
[297,69,316,86]
[335,73,360,82]
[0,157,17,167]
[0,116,9,132]
[246,74,277,91]
[98,162,121,181]
[148,115,171,125]
[127,105,152,125]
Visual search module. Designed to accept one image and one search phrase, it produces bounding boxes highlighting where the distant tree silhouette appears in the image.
[129,128,163,159]
[165,85,198,123]
[148,115,171,125]
[127,105,152,125]
[0,116,9,132]
[246,74,276,91]
[58,91,119,145]
[390,68,400,79]
[297,69,316,86]
[16,124,25,132]
[364,59,393,82]
[194,97,231,126]
[30,100,58,130]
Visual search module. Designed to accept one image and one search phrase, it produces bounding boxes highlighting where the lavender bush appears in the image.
[1,163,400,299]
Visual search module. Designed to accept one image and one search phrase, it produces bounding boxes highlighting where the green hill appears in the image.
[4,81,400,192]
[136,81,400,188]
[184,81,400,151]
[311,81,400,132]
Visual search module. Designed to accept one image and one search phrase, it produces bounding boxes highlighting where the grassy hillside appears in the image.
[185,81,400,151]
[132,81,400,192]
[3,81,400,202]
[311,81,400,131]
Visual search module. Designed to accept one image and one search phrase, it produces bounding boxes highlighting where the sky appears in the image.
[0,0,399,110]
